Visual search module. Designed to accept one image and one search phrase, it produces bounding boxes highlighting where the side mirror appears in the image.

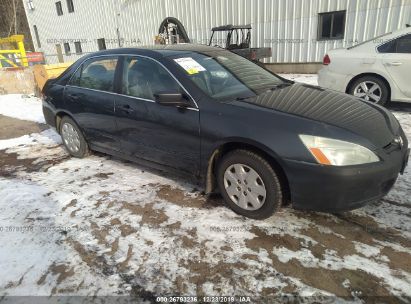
[154,91,191,108]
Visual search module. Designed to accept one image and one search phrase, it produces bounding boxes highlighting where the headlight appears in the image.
[299,135,379,166]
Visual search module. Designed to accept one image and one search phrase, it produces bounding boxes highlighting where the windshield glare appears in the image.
[171,52,284,100]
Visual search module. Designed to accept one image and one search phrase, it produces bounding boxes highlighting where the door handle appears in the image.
[119,104,134,114]
[67,93,80,101]
[386,62,403,66]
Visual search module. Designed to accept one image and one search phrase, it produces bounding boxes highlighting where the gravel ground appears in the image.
[0,76,410,303]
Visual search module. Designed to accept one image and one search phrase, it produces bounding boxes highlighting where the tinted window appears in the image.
[121,57,181,100]
[70,57,118,92]
[318,11,346,40]
[170,52,284,101]
[378,34,411,53]
[397,34,411,53]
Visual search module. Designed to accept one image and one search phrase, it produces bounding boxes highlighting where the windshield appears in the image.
[170,52,285,101]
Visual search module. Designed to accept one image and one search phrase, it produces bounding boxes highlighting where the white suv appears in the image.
[318,27,411,106]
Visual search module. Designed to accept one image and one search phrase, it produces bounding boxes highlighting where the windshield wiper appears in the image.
[269,82,293,91]
[236,96,254,101]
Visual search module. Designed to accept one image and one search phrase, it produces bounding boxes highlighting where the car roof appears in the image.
[86,44,225,60]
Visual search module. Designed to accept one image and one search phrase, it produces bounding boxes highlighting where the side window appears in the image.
[69,57,118,92]
[378,34,411,53]
[378,39,396,53]
[396,34,411,53]
[121,57,181,100]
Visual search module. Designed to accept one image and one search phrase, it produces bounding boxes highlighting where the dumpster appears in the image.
[33,62,72,96]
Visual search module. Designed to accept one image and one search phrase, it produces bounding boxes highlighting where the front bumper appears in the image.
[284,146,409,212]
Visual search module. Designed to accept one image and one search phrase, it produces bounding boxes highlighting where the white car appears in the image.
[318,27,411,105]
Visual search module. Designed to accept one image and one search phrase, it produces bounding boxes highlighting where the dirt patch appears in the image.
[156,184,223,209]
[184,260,249,295]
[244,217,407,300]
[0,114,48,140]
[0,149,68,177]
[62,199,77,212]
[37,262,75,286]
[119,224,137,237]
[118,245,133,272]
[121,201,169,226]
[246,226,303,253]
[90,221,109,245]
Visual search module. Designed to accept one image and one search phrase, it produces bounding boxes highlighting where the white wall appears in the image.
[24,0,411,64]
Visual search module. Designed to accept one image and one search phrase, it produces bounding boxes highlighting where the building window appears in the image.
[74,41,82,54]
[67,0,74,13]
[97,38,106,50]
[56,1,63,16]
[64,43,71,55]
[318,10,346,40]
[33,25,41,48]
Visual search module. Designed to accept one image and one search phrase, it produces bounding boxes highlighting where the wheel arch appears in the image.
[345,72,392,101]
[205,139,291,204]
[55,110,76,133]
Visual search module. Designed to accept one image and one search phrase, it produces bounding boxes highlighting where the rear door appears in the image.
[114,56,200,175]
[380,34,411,98]
[64,56,121,151]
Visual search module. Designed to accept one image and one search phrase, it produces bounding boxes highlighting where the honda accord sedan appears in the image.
[42,45,410,219]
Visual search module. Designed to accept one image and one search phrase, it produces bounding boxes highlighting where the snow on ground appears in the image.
[0,94,45,124]
[1,75,411,301]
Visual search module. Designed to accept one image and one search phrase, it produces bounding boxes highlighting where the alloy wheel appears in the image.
[223,163,267,211]
[353,81,382,103]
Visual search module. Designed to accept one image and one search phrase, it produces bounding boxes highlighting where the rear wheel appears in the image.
[348,76,389,106]
[60,116,89,158]
[217,150,282,219]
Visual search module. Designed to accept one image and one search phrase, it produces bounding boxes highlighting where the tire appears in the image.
[59,116,89,158]
[348,76,389,106]
[217,150,282,220]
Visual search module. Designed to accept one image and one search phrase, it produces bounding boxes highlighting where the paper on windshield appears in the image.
[174,57,206,75]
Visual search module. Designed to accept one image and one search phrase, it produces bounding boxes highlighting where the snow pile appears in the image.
[0,94,45,123]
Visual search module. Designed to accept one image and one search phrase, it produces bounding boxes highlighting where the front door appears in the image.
[64,56,121,151]
[381,34,411,98]
[115,56,200,175]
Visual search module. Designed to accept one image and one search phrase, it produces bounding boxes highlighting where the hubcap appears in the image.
[353,81,382,103]
[223,164,266,211]
[61,123,81,153]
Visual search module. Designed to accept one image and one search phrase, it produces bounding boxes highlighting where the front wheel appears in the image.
[348,76,389,106]
[217,150,283,220]
[60,116,89,158]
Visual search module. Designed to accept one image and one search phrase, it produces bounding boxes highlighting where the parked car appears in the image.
[42,45,409,219]
[318,27,411,106]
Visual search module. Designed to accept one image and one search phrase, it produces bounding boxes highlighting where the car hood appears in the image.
[244,83,399,148]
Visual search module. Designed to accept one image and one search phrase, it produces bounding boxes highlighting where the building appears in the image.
[23,0,411,72]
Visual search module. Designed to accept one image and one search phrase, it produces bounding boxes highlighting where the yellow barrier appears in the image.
[33,62,73,95]
[0,35,28,68]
